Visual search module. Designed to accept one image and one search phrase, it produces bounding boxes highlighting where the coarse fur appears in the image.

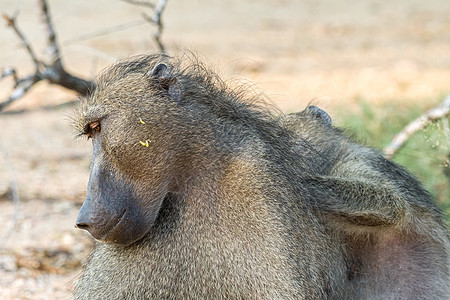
[283,106,450,298]
[73,53,449,299]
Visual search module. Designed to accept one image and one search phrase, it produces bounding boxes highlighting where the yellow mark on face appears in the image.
[139,140,151,147]
[139,118,146,124]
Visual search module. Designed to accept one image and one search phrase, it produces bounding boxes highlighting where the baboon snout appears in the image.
[75,203,93,231]
[75,210,121,240]
[75,194,151,245]
[75,197,118,240]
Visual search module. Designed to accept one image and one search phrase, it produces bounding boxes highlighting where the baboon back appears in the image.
[283,106,450,298]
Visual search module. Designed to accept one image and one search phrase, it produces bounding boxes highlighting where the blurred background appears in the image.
[0,0,449,298]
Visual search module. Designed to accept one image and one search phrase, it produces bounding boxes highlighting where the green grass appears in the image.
[335,98,450,227]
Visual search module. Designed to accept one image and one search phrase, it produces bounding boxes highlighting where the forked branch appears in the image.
[0,0,94,111]
[121,0,168,52]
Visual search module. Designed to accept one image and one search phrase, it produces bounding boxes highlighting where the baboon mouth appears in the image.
[101,209,127,241]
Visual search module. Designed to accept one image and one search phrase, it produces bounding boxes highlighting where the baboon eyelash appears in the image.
[84,121,101,139]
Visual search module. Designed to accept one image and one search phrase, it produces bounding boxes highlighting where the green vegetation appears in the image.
[336,98,450,227]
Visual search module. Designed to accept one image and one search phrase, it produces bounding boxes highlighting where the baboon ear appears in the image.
[148,63,182,102]
[306,106,332,127]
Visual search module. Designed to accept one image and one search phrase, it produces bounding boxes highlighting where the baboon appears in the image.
[73,54,449,299]
[282,106,450,298]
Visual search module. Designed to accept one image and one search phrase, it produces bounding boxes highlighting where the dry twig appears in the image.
[121,0,168,52]
[120,0,155,8]
[0,0,95,112]
[384,95,450,159]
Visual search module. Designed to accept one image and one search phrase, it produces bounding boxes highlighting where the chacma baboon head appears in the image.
[74,55,185,246]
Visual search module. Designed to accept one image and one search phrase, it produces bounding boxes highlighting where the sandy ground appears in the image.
[0,0,449,298]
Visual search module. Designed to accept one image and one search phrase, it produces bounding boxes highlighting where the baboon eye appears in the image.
[86,121,101,139]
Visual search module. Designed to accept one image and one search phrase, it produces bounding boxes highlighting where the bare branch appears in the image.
[37,0,95,95]
[120,0,155,8]
[2,14,40,71]
[42,66,95,96]
[1,68,17,83]
[124,0,168,52]
[1,0,170,111]
[0,65,93,111]
[150,0,167,52]
[0,76,40,111]
[384,95,450,159]
[153,0,167,25]
[38,0,61,64]
[0,1,95,111]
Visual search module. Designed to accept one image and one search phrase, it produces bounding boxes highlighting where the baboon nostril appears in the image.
[75,222,90,230]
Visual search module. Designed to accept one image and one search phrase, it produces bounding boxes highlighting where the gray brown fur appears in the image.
[283,107,450,298]
[73,54,449,299]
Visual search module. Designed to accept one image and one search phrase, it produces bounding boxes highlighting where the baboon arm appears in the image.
[308,176,450,299]
[308,176,406,228]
